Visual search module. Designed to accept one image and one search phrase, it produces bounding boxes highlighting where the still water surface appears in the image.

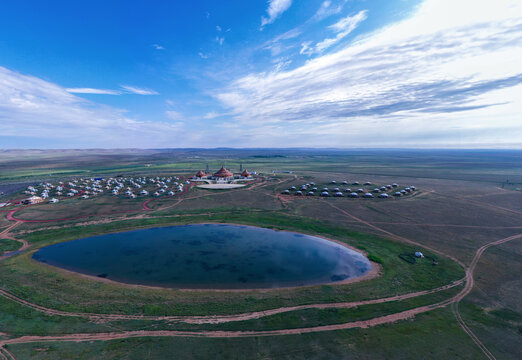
[33,224,371,289]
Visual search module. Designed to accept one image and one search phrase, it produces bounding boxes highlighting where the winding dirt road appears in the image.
[0,222,27,260]
[0,280,464,324]
[1,228,519,353]
[0,178,520,359]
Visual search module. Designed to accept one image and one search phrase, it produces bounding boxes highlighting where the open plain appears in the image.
[0,149,520,359]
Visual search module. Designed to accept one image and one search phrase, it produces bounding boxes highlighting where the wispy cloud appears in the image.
[213,0,522,148]
[215,36,225,45]
[261,0,293,28]
[262,27,302,56]
[261,1,347,58]
[165,110,185,121]
[0,66,186,147]
[312,0,345,21]
[67,85,159,96]
[304,10,368,55]
[199,52,209,59]
[66,88,121,95]
[203,111,227,119]
[120,85,159,95]
[152,44,165,50]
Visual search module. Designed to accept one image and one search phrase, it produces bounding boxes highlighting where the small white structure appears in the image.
[49,198,59,203]
[22,196,44,204]
[80,195,89,199]
[140,190,148,195]
[415,251,424,258]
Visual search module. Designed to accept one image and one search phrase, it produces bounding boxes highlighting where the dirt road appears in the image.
[1,233,518,352]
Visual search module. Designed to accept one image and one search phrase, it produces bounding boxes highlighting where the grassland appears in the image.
[4,308,486,360]
[0,149,521,359]
[0,239,20,254]
[0,212,463,316]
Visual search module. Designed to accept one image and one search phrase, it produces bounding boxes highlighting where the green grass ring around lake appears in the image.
[0,212,465,317]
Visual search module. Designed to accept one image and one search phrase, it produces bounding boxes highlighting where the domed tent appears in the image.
[195,170,206,178]
[212,167,234,181]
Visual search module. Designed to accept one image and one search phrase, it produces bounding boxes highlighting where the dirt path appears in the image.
[0,280,463,324]
[452,302,496,360]
[321,201,522,359]
[368,222,522,229]
[433,191,522,217]
[0,181,467,327]
[0,347,15,360]
[0,234,519,352]
[0,222,27,260]
[1,180,519,358]
[323,201,467,269]
[447,233,522,360]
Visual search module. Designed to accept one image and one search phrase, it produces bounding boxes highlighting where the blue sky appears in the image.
[0,0,521,148]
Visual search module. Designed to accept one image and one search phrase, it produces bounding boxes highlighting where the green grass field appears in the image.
[0,149,520,359]
[0,239,20,254]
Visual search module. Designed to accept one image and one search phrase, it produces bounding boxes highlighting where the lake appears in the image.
[33,224,372,289]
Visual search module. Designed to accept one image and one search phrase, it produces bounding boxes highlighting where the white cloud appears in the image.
[214,0,522,148]
[305,10,368,55]
[203,111,223,119]
[152,44,165,50]
[312,0,345,21]
[261,0,293,28]
[260,1,346,57]
[216,25,222,32]
[329,10,367,33]
[299,41,312,55]
[198,52,209,59]
[66,85,158,96]
[216,36,224,45]
[261,27,302,56]
[0,66,187,148]
[120,85,159,95]
[66,88,121,95]
[165,110,185,121]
